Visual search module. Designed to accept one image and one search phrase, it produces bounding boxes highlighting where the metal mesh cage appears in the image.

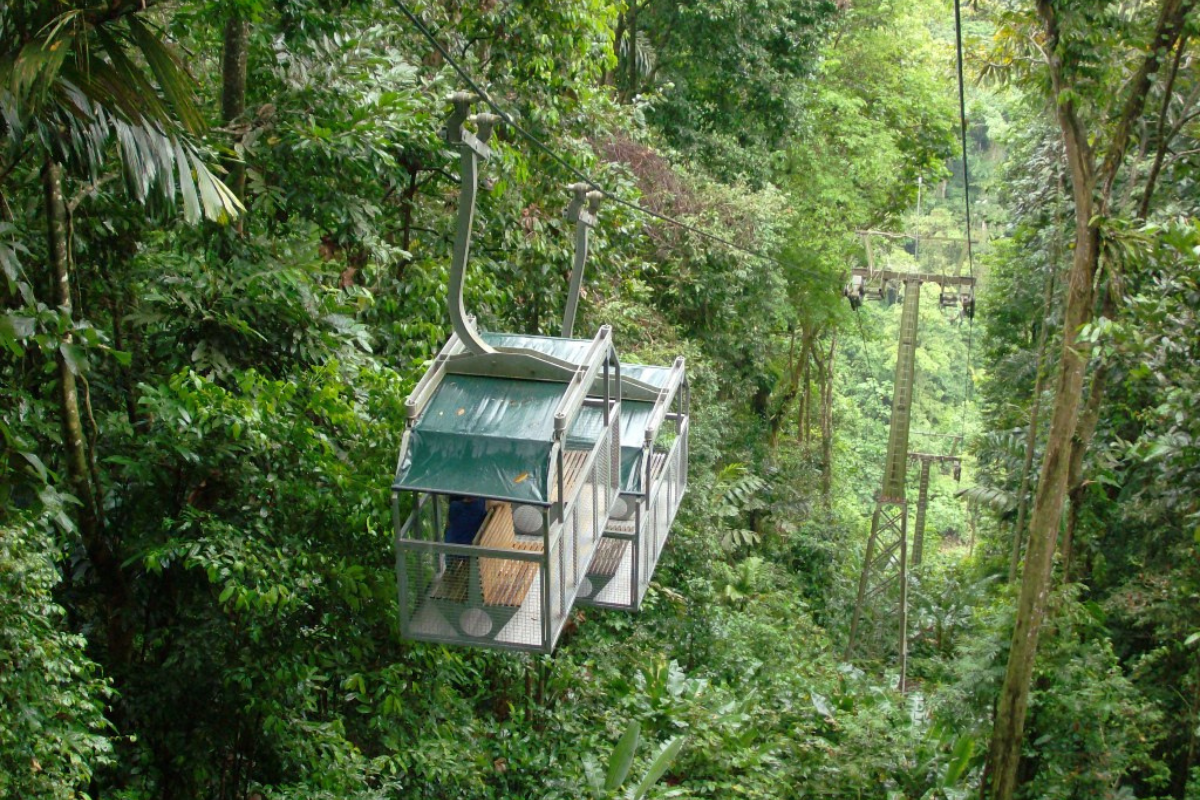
[581,414,689,611]
[392,326,624,652]
[395,406,620,652]
[396,494,548,649]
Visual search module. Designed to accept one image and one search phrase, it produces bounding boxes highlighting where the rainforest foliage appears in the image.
[1,0,1198,798]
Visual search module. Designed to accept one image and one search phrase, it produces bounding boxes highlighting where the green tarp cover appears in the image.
[395,332,676,500]
[623,363,672,389]
[619,401,656,494]
[482,332,593,363]
[559,401,659,495]
[565,405,606,451]
[618,365,675,494]
[394,375,563,504]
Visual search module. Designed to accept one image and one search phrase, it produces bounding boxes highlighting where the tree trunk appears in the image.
[221,14,250,203]
[987,188,1099,800]
[1061,359,1107,581]
[1009,248,1057,582]
[46,160,95,537]
[110,294,139,427]
[1177,674,1200,798]
[45,158,132,664]
[1138,34,1191,220]
[819,332,836,505]
[798,346,811,444]
[769,324,811,448]
[987,2,1191,796]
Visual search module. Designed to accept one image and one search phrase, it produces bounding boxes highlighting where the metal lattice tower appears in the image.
[908,452,961,566]
[843,262,974,686]
[847,276,921,681]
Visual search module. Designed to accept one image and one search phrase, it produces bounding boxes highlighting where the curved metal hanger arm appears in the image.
[561,183,602,338]
[445,92,500,355]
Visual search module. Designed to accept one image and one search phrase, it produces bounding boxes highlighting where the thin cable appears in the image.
[850,305,871,378]
[960,314,974,433]
[953,0,976,282]
[953,0,976,436]
[392,0,829,283]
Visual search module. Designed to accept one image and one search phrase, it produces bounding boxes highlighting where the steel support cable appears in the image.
[390,0,830,285]
[953,0,977,437]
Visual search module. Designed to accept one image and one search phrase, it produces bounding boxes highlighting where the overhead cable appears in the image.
[953,0,977,436]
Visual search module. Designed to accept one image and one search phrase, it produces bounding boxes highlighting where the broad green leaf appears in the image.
[631,736,684,800]
[59,341,88,374]
[811,691,834,720]
[942,735,974,786]
[0,313,34,355]
[582,756,605,795]
[606,720,641,791]
[21,451,50,482]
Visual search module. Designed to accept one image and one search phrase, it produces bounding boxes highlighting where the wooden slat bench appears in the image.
[424,448,600,639]
[588,537,627,578]
[553,449,592,503]
[477,504,542,607]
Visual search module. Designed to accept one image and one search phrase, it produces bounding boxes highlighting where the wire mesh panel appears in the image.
[585,532,635,607]
[396,494,548,650]
[581,414,689,611]
[393,414,618,653]
[544,414,618,647]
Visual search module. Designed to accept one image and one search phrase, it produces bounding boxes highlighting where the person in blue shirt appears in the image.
[443,495,494,573]
[445,495,488,547]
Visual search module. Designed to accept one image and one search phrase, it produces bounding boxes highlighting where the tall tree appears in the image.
[0,0,240,660]
[985,1,1194,796]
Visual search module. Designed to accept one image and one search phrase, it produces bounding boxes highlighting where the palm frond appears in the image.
[1,4,240,223]
[955,484,1018,513]
[125,15,204,134]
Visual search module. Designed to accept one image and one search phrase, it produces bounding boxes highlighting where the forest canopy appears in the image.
[1,1,1198,799]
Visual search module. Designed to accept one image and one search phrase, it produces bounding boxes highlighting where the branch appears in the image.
[68,174,119,213]
[1165,147,1200,163]
[1036,0,1095,206]
[1098,0,1193,203]
[1140,41,1195,218]
[0,145,34,186]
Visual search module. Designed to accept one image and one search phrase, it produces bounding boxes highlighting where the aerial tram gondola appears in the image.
[391,95,689,652]
[576,359,689,610]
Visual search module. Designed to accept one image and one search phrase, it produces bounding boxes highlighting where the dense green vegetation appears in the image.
[2,1,1198,798]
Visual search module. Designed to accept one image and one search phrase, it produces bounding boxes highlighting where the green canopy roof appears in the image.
[482,332,593,363]
[394,375,565,504]
[562,362,673,494]
[617,401,654,493]
[395,332,678,501]
[622,363,673,389]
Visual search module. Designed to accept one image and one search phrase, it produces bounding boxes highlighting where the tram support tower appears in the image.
[908,452,962,566]
[843,266,974,686]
